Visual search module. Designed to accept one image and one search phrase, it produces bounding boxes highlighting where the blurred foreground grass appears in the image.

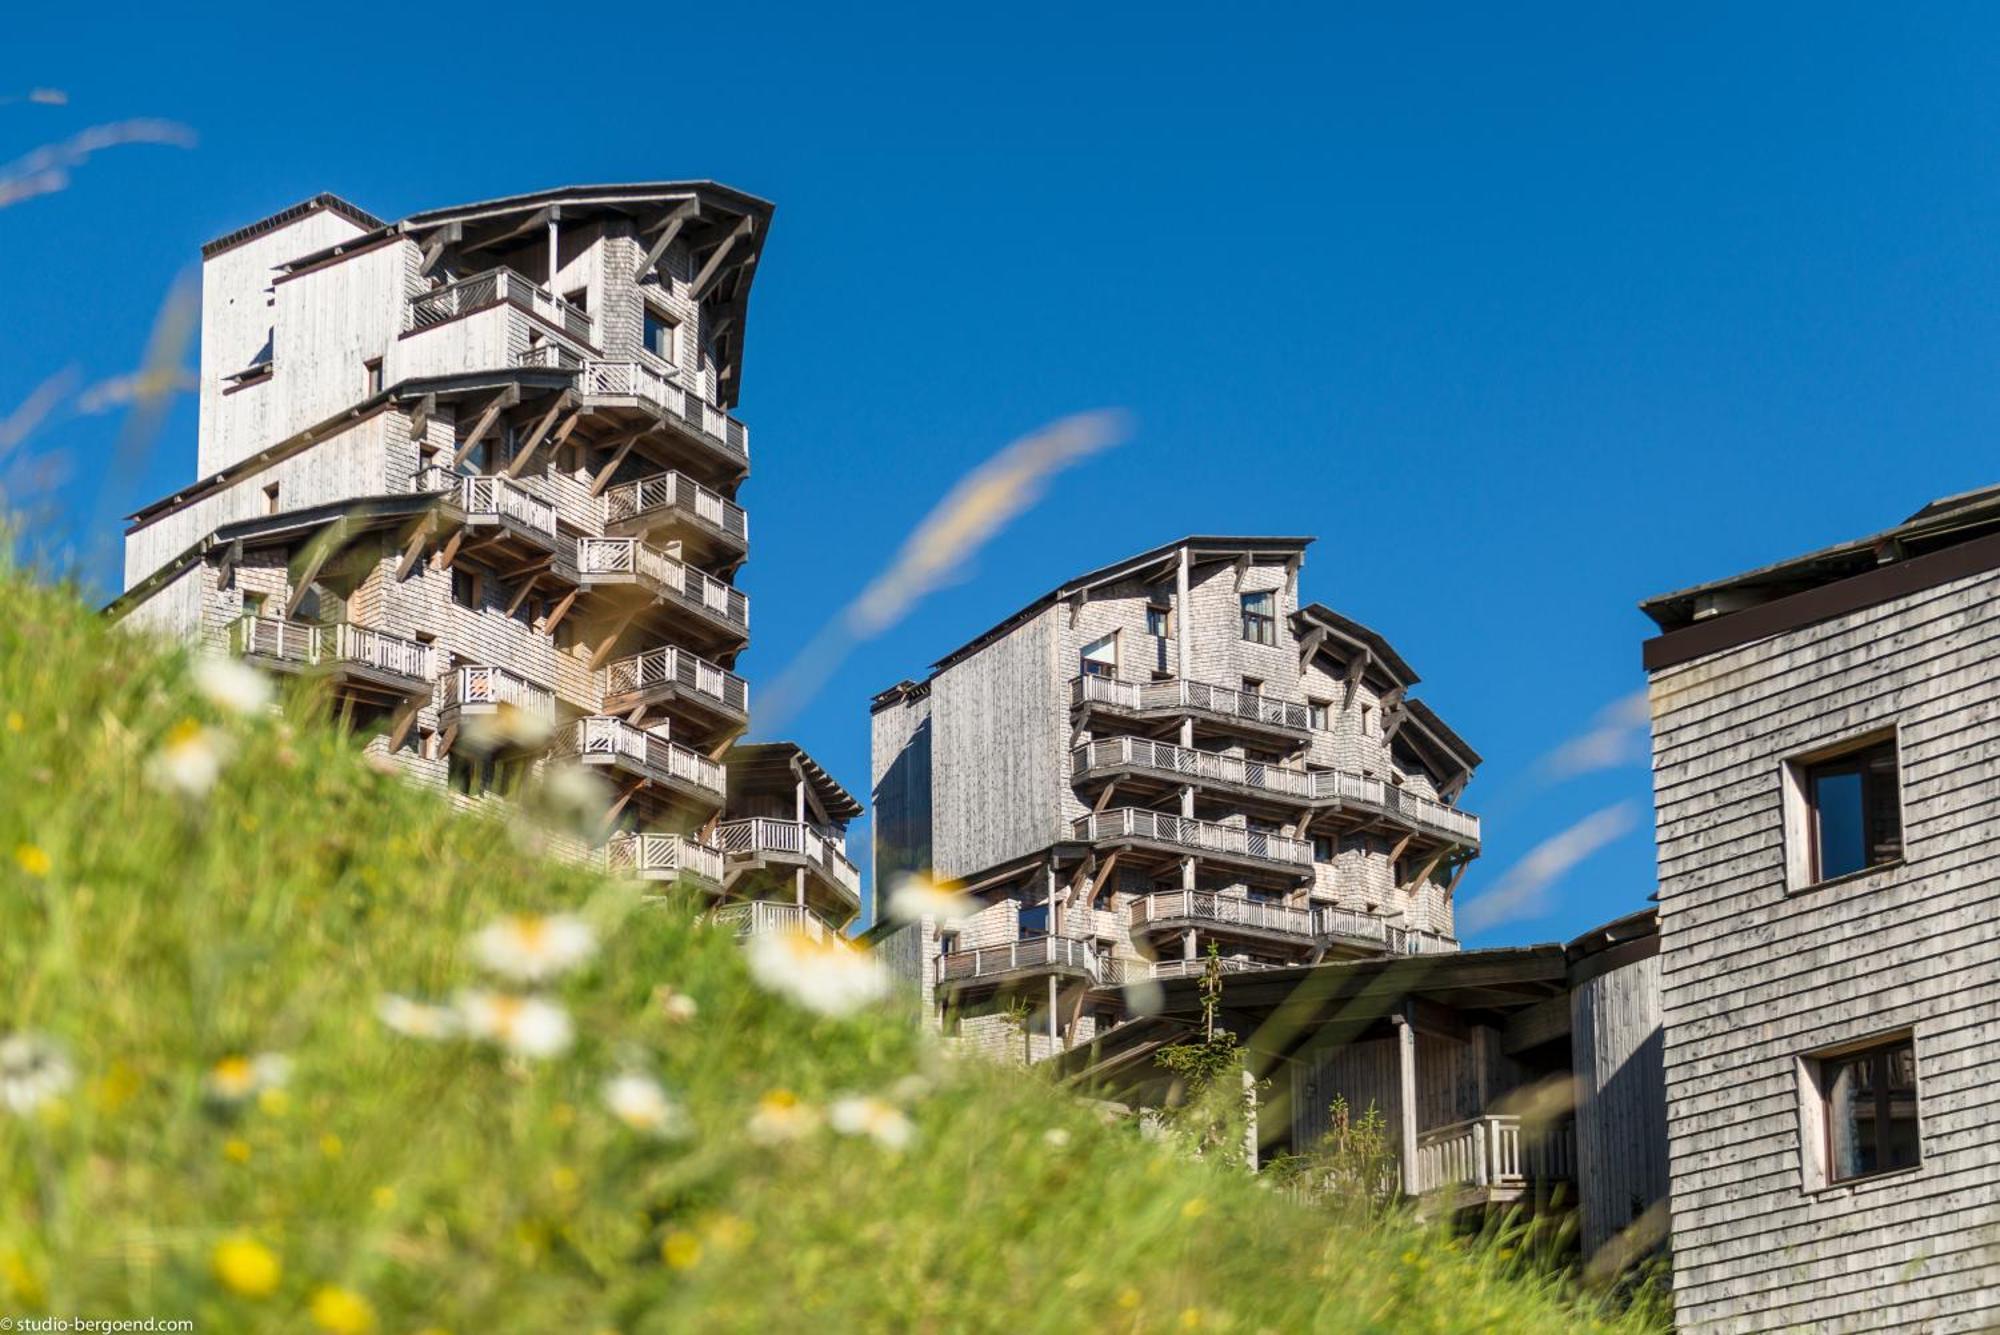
[0,568,1666,1333]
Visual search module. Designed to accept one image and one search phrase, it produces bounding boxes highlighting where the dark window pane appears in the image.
[1825,1039,1920,1184]
[1814,768,1868,879]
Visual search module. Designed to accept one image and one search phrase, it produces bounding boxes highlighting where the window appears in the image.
[451,569,481,610]
[937,930,960,958]
[1312,834,1335,863]
[1309,700,1331,731]
[1017,903,1049,939]
[1241,676,1263,696]
[1079,633,1118,679]
[1785,732,1904,889]
[1807,1035,1921,1186]
[643,308,678,365]
[241,593,266,619]
[363,357,383,395]
[1360,703,1376,738]
[563,286,589,314]
[263,481,281,515]
[1146,589,1174,638]
[1240,591,1276,645]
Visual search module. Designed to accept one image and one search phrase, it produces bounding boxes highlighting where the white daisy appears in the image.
[206,1052,290,1103]
[885,873,980,926]
[657,987,699,1023]
[828,1094,915,1152]
[745,930,888,1019]
[602,1073,691,1138]
[469,913,596,984]
[0,1033,74,1116]
[375,994,461,1040]
[147,720,233,798]
[456,991,573,1059]
[460,702,555,755]
[746,1089,820,1145]
[193,655,273,716]
[1044,1127,1072,1149]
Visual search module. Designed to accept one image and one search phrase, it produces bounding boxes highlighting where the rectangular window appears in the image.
[363,357,383,395]
[643,308,678,365]
[1810,1035,1922,1185]
[1241,676,1262,696]
[1147,604,1172,638]
[1312,834,1335,863]
[451,569,481,610]
[937,930,960,958]
[241,593,267,619]
[1079,633,1118,679]
[1240,591,1276,645]
[263,481,281,515]
[1309,700,1330,730]
[1017,903,1049,939]
[1786,732,1903,889]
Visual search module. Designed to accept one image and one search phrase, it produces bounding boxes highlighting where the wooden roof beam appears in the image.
[447,388,519,470]
[588,430,649,496]
[689,214,755,302]
[502,395,574,478]
[632,199,700,282]
[418,222,462,276]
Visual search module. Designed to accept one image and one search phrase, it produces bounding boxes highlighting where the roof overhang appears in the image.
[1293,601,1419,691]
[725,741,864,821]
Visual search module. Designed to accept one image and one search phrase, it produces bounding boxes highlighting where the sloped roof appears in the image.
[201,192,387,259]
[725,742,864,821]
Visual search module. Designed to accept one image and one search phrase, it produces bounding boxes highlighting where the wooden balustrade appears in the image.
[562,716,725,797]
[1074,807,1315,868]
[602,470,748,542]
[709,900,833,943]
[576,538,749,631]
[604,832,725,885]
[410,267,593,343]
[716,818,861,899]
[1072,736,1314,799]
[233,616,434,682]
[601,645,748,717]
[573,361,749,460]
[1411,1115,1574,1195]
[415,469,559,539]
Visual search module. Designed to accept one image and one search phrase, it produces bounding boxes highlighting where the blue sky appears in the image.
[6,4,1998,945]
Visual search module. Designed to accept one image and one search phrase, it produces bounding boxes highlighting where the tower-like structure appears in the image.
[113,185,860,931]
[869,537,1482,1059]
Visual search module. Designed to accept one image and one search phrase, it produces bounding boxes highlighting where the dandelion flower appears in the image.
[469,913,596,984]
[602,1073,691,1139]
[456,991,572,1059]
[660,1230,701,1271]
[885,873,979,926]
[194,655,272,716]
[206,1052,290,1104]
[0,1033,73,1115]
[12,843,50,877]
[828,1094,915,1152]
[745,1089,819,1145]
[375,994,461,1040]
[147,719,232,798]
[745,930,887,1019]
[211,1234,281,1297]
[223,1137,252,1163]
[309,1284,377,1335]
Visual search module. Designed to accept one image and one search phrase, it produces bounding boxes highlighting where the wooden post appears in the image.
[1047,974,1059,1052]
[1175,545,1192,682]
[1393,1009,1419,1196]
[1183,928,1196,961]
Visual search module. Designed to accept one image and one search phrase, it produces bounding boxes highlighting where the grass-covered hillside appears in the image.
[0,568,1662,1333]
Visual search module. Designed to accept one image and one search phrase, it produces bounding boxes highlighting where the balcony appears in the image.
[568,359,749,464]
[1071,674,1312,744]
[603,832,725,890]
[601,470,748,561]
[1411,1115,1575,1205]
[717,818,862,912]
[1074,807,1314,878]
[709,900,838,944]
[1310,770,1480,849]
[559,716,726,807]
[417,469,561,564]
[575,537,748,648]
[1071,736,1314,807]
[232,616,435,698]
[937,936,1108,989]
[1128,889,1316,943]
[437,665,556,733]
[1312,907,1460,957]
[600,645,748,736]
[409,267,593,345]
[1146,956,1283,981]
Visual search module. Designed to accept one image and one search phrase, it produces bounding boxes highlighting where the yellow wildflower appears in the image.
[370,1186,397,1211]
[309,1284,377,1334]
[1181,1197,1208,1219]
[223,1137,251,1163]
[318,1132,342,1158]
[13,843,50,877]
[211,1234,281,1297]
[87,1060,141,1114]
[1117,1287,1142,1310]
[661,1230,702,1270]
[700,1212,753,1256]
[1,1246,46,1305]
[1180,1309,1204,1330]
[5,710,22,732]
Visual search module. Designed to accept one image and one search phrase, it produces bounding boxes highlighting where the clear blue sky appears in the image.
[6,4,1997,945]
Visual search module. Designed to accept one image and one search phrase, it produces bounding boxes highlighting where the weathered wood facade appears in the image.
[112,185,861,932]
[870,537,1484,1059]
[1641,487,2000,1331]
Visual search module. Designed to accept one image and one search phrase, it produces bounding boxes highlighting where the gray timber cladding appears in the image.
[926,606,1067,881]
[1569,951,1666,1262]
[1648,559,2000,1332]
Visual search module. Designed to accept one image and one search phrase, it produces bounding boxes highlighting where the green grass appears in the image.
[0,568,1667,1333]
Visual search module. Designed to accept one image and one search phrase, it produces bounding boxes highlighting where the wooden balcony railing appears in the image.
[716,818,861,901]
[572,360,749,460]
[1074,808,1314,869]
[415,468,559,540]
[1412,1115,1575,1195]
[576,538,748,631]
[1070,674,1311,733]
[410,267,593,343]
[937,936,1107,984]
[709,900,835,943]
[601,645,748,718]
[602,471,748,543]
[1129,890,1316,938]
[1146,956,1283,981]
[233,616,435,682]
[439,665,555,718]
[561,716,725,798]
[603,832,725,885]
[1071,736,1314,800]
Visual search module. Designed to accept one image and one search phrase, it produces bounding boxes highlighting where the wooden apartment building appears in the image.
[1641,486,2000,1331]
[108,184,861,935]
[869,536,1484,1060]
